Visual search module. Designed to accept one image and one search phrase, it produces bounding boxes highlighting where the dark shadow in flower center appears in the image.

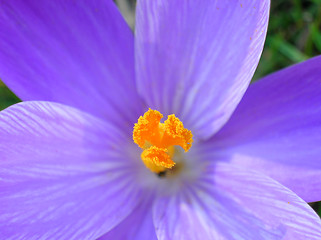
[156,160,185,179]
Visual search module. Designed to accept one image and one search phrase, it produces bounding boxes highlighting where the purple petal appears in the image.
[206,55,321,202]
[135,0,270,139]
[153,163,321,240]
[0,101,141,239]
[0,0,142,130]
[99,195,157,240]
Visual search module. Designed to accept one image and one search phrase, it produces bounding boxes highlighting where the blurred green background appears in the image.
[0,0,320,215]
[254,0,321,80]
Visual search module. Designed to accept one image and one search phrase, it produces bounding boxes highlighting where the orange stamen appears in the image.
[133,109,193,173]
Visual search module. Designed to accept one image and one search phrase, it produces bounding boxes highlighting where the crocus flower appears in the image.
[1,0,321,239]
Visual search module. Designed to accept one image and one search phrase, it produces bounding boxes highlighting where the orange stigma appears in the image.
[133,109,193,173]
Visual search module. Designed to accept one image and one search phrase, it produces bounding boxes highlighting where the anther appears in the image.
[133,109,193,173]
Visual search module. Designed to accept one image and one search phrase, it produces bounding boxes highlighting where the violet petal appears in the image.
[153,163,321,239]
[207,55,321,202]
[135,0,269,139]
[0,1,142,130]
[0,101,140,239]
[99,195,157,240]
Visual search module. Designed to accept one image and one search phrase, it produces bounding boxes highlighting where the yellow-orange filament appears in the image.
[133,109,193,173]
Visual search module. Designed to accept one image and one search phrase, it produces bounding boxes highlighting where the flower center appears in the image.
[133,109,193,174]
